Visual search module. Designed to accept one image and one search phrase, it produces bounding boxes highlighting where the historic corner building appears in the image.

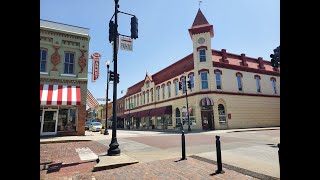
[120,9,280,131]
[40,19,90,136]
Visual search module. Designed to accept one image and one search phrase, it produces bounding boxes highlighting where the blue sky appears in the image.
[40,0,280,106]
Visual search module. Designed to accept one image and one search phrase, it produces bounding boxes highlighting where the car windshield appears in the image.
[86,122,91,125]
[92,122,101,126]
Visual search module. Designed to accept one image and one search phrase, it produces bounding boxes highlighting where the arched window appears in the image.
[161,84,165,99]
[146,90,149,104]
[150,88,153,102]
[236,72,243,91]
[218,104,226,124]
[271,77,277,94]
[167,82,171,98]
[175,108,181,127]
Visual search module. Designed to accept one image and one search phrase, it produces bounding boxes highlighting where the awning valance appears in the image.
[149,105,172,116]
[40,84,81,105]
[137,109,151,117]
[200,97,214,106]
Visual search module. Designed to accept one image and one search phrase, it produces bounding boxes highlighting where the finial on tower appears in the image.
[198,0,203,8]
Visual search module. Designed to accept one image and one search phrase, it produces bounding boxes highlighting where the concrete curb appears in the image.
[226,128,280,133]
[190,155,279,180]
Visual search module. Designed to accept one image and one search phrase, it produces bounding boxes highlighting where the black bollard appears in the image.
[278,143,280,169]
[181,130,187,160]
[215,136,224,174]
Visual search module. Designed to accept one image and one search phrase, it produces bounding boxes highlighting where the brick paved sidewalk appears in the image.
[40,141,271,180]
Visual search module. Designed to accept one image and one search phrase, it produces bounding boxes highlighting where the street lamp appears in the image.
[121,90,131,130]
[104,60,111,135]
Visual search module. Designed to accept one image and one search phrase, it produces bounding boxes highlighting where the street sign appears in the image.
[96,98,106,101]
[120,37,133,51]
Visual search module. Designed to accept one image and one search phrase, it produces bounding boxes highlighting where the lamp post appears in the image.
[104,60,110,135]
[121,90,130,130]
[107,0,120,156]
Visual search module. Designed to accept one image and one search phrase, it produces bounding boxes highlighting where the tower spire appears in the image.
[198,0,202,8]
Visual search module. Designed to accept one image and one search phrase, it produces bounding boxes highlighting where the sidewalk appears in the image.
[40,140,261,180]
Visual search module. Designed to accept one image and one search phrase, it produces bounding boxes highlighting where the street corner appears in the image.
[40,141,108,178]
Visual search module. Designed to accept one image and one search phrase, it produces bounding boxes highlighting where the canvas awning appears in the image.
[149,105,172,116]
[40,84,81,105]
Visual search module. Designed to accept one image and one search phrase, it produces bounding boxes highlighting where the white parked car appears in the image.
[89,122,102,132]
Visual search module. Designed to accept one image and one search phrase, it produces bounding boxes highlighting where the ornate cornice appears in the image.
[40,78,87,85]
[40,29,89,41]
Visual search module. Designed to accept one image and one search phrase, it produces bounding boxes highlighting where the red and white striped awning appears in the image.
[40,84,81,105]
[200,97,214,106]
[86,90,99,109]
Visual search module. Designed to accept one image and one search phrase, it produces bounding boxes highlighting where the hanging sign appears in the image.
[120,37,133,51]
[91,53,101,83]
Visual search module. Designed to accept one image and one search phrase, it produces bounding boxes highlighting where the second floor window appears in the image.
[215,72,222,90]
[143,92,145,104]
[168,83,171,98]
[137,95,139,106]
[255,76,261,93]
[134,96,136,107]
[64,52,75,74]
[175,81,178,96]
[147,91,149,104]
[157,88,160,101]
[151,89,153,102]
[200,72,208,90]
[271,78,277,94]
[199,49,206,62]
[189,75,194,90]
[237,74,243,91]
[40,49,47,72]
[182,77,186,93]
[162,85,165,99]
[140,93,142,105]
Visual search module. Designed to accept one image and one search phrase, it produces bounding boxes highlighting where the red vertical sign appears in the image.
[91,53,101,83]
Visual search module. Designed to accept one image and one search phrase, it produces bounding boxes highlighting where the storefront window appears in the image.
[175,108,181,127]
[166,115,172,126]
[57,108,77,131]
[157,117,163,126]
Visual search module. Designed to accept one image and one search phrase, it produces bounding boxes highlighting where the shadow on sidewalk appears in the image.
[46,161,95,174]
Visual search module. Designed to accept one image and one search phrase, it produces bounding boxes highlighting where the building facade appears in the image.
[40,19,90,136]
[121,9,280,131]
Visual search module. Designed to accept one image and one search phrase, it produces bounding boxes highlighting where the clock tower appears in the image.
[188,8,214,92]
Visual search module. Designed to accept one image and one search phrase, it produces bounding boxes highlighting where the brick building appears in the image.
[121,9,280,131]
[40,19,90,136]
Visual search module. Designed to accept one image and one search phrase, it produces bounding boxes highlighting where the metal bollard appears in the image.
[215,136,224,173]
[181,130,187,160]
[278,143,280,169]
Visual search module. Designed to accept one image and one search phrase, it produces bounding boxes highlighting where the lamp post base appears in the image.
[107,137,121,156]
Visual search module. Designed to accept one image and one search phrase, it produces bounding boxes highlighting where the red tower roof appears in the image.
[188,9,214,38]
[191,9,210,27]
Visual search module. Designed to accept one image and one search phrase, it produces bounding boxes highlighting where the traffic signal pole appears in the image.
[108,0,120,156]
[185,79,191,132]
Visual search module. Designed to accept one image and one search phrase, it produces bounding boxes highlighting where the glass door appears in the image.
[41,109,58,135]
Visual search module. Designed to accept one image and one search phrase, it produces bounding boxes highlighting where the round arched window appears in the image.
[218,104,226,124]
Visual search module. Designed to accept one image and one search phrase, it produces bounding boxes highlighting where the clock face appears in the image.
[198,37,205,44]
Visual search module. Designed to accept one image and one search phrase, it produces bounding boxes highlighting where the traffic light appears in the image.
[109,21,115,43]
[179,81,182,90]
[187,80,191,89]
[130,16,138,39]
[109,70,115,81]
[116,73,120,83]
